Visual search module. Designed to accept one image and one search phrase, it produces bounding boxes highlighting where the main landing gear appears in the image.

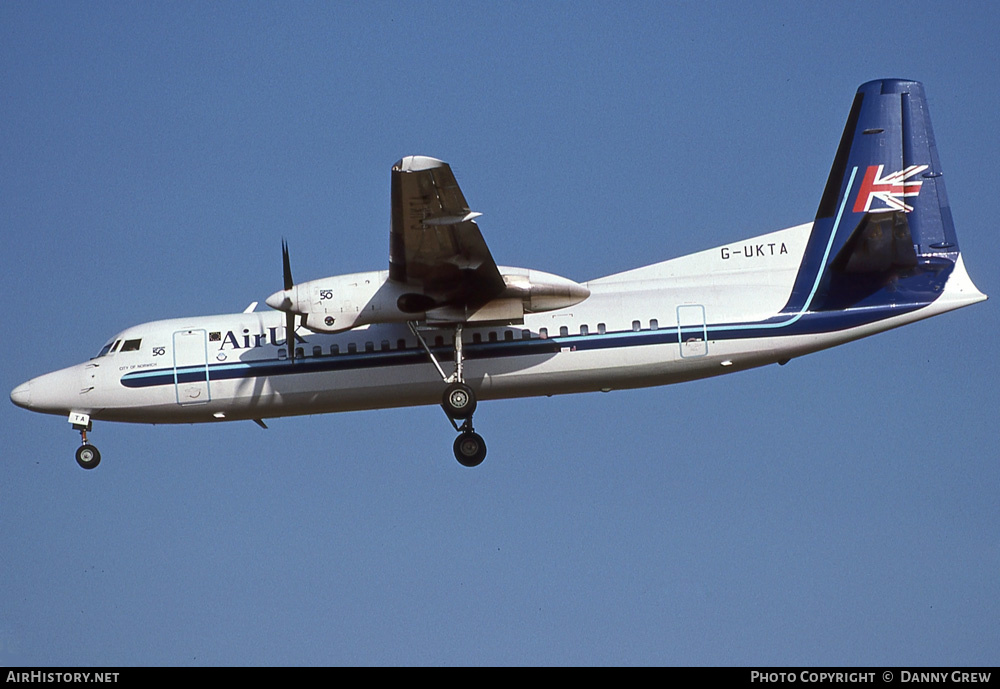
[73,419,101,470]
[409,323,488,467]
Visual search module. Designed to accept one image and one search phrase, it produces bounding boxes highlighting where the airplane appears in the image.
[10,79,987,470]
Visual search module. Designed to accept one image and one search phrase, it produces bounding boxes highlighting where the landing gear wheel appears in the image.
[454,432,487,467]
[75,444,101,470]
[442,382,477,419]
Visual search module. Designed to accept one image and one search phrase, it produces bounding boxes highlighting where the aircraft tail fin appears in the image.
[785,79,984,313]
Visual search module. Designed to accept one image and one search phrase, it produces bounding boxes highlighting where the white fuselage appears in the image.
[11,223,986,425]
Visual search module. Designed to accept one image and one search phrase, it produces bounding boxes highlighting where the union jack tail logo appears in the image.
[853,164,929,213]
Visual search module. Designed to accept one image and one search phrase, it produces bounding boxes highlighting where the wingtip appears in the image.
[394,155,447,172]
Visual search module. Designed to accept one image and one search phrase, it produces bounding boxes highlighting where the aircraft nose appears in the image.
[10,381,31,409]
[11,366,84,415]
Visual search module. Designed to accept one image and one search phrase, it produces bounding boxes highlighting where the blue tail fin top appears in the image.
[786,79,959,313]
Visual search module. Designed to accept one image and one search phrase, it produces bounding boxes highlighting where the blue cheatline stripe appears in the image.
[119,294,932,391]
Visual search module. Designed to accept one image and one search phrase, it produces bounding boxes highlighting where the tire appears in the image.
[441,382,477,419]
[453,432,487,467]
[75,444,101,470]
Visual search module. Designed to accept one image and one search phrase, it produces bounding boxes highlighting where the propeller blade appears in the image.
[286,310,296,364]
[280,239,296,363]
[282,239,294,291]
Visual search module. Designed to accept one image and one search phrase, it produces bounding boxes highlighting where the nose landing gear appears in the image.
[75,443,101,470]
[71,415,101,470]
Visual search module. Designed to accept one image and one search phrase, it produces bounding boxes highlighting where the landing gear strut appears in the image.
[74,422,101,470]
[409,322,488,467]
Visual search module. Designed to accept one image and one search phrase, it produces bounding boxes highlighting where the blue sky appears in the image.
[2,1,997,666]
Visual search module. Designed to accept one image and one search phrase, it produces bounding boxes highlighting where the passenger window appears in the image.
[504,331,514,341]
[295,347,304,359]
[521,329,530,340]
[539,328,548,339]
[365,342,374,353]
[313,345,322,357]
[489,331,498,342]
[650,319,658,330]
[381,340,390,351]
[598,323,606,335]
[347,343,357,354]
[559,326,569,337]
[632,320,641,332]
[120,339,142,352]
[278,348,287,360]
[473,333,482,344]
[330,344,340,355]
[397,339,406,350]
[580,325,589,336]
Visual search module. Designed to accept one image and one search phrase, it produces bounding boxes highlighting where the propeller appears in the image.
[282,239,294,292]
[283,240,298,364]
[264,239,299,364]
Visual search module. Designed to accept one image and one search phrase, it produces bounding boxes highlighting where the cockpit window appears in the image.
[96,338,132,358]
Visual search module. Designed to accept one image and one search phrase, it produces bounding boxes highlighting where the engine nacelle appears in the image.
[265,271,389,333]
[497,268,591,314]
[266,267,589,333]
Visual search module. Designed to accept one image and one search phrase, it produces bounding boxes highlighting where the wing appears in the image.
[389,156,506,311]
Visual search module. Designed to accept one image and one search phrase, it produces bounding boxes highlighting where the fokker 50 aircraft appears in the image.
[10,79,987,469]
